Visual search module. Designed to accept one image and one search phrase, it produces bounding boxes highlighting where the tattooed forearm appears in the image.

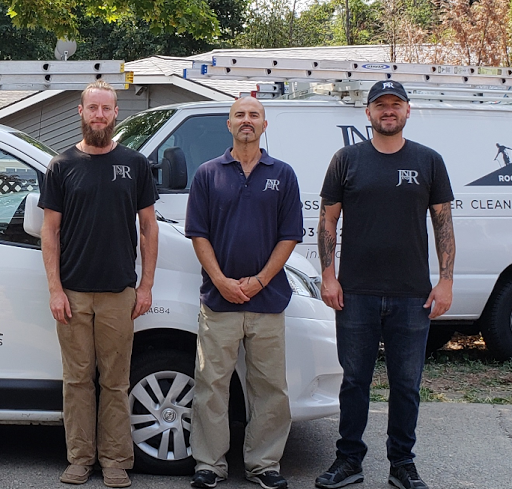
[318,199,339,272]
[430,202,455,281]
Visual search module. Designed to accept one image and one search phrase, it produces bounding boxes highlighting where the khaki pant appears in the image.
[57,288,136,469]
[191,304,291,478]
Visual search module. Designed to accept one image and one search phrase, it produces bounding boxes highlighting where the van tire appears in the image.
[129,349,196,475]
[481,280,512,361]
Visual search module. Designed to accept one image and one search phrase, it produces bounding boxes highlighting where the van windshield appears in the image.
[113,109,176,151]
[12,132,58,157]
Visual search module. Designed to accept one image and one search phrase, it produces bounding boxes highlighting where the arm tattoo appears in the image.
[318,199,339,271]
[430,202,455,281]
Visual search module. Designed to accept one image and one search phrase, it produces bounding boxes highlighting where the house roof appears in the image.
[0,90,38,109]
[125,55,259,98]
[190,45,393,62]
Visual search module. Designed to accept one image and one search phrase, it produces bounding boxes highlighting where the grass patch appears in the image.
[370,337,512,404]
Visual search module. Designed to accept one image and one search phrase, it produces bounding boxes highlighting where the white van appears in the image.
[0,124,342,475]
[112,97,512,361]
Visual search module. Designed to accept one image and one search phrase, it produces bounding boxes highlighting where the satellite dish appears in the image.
[55,39,77,61]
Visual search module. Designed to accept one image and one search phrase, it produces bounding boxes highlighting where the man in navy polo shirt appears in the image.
[185,96,303,489]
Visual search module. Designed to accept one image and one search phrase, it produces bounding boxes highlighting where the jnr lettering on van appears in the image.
[337,125,373,146]
[112,165,132,181]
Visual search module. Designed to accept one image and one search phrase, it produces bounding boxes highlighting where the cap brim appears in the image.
[368,92,409,104]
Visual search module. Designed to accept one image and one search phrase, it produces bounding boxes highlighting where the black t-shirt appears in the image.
[39,145,157,292]
[321,139,454,297]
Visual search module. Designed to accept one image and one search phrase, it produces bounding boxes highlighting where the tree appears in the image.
[3,0,220,40]
[74,0,248,60]
[234,0,336,48]
[371,0,440,61]
[436,0,512,66]
[331,0,378,46]
[0,5,55,60]
[294,0,336,46]
[234,0,291,48]
[0,0,248,61]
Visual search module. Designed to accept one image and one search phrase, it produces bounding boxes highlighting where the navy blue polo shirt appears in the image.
[185,148,303,313]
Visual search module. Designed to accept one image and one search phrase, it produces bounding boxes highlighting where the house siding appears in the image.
[1,91,82,152]
[0,85,208,152]
[148,85,210,108]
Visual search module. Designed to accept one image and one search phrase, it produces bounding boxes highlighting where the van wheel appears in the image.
[129,349,196,475]
[481,280,512,361]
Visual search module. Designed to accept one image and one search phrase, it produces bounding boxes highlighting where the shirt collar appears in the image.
[219,147,274,166]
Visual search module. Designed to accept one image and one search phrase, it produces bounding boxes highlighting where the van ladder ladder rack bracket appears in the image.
[183,57,512,104]
[0,60,133,90]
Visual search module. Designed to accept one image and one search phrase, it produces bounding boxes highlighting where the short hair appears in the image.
[81,80,118,106]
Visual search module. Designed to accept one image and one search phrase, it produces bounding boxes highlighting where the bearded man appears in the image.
[316,80,455,489]
[39,80,159,488]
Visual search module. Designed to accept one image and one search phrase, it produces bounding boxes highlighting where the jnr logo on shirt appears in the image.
[396,170,419,186]
[112,165,132,181]
[263,179,280,191]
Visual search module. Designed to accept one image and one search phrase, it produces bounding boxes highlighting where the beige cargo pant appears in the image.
[191,304,291,479]
[57,288,136,469]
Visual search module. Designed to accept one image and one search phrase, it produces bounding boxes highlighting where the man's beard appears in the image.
[369,114,407,137]
[82,118,115,148]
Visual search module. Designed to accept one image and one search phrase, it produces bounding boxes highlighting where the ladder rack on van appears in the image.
[0,60,132,90]
[183,56,512,104]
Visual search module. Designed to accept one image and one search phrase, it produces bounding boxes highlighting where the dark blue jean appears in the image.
[335,293,430,467]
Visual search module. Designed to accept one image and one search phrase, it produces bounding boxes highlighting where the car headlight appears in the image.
[285,265,322,300]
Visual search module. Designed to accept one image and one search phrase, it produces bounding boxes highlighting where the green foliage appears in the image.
[234,0,336,48]
[74,14,213,60]
[0,0,247,61]
[3,0,220,40]
[235,0,291,48]
[330,0,379,45]
[419,386,445,402]
[369,392,388,402]
[294,1,336,46]
[0,5,55,60]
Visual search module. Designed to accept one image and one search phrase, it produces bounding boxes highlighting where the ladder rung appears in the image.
[0,60,125,75]
[187,56,512,87]
[0,60,131,90]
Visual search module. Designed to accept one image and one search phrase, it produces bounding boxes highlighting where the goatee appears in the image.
[82,118,116,148]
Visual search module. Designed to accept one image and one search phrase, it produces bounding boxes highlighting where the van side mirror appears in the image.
[165,147,188,190]
[152,147,188,191]
[23,192,43,238]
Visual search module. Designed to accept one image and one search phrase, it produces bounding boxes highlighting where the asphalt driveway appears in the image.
[1,403,511,488]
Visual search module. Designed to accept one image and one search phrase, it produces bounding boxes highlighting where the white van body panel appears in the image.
[130,100,512,324]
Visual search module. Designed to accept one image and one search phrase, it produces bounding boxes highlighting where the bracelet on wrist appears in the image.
[254,276,265,289]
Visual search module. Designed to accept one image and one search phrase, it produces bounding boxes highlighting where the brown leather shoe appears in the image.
[102,467,131,488]
[60,464,93,484]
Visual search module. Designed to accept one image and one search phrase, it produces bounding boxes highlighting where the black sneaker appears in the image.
[389,463,429,489]
[191,470,226,488]
[315,458,363,488]
[246,471,288,489]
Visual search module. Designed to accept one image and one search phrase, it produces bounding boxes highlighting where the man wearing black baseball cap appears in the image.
[315,80,455,489]
[367,79,410,104]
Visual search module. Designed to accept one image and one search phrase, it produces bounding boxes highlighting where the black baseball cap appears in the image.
[367,80,409,104]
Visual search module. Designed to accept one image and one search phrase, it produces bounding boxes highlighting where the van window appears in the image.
[157,114,232,190]
[114,109,177,151]
[0,151,40,248]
